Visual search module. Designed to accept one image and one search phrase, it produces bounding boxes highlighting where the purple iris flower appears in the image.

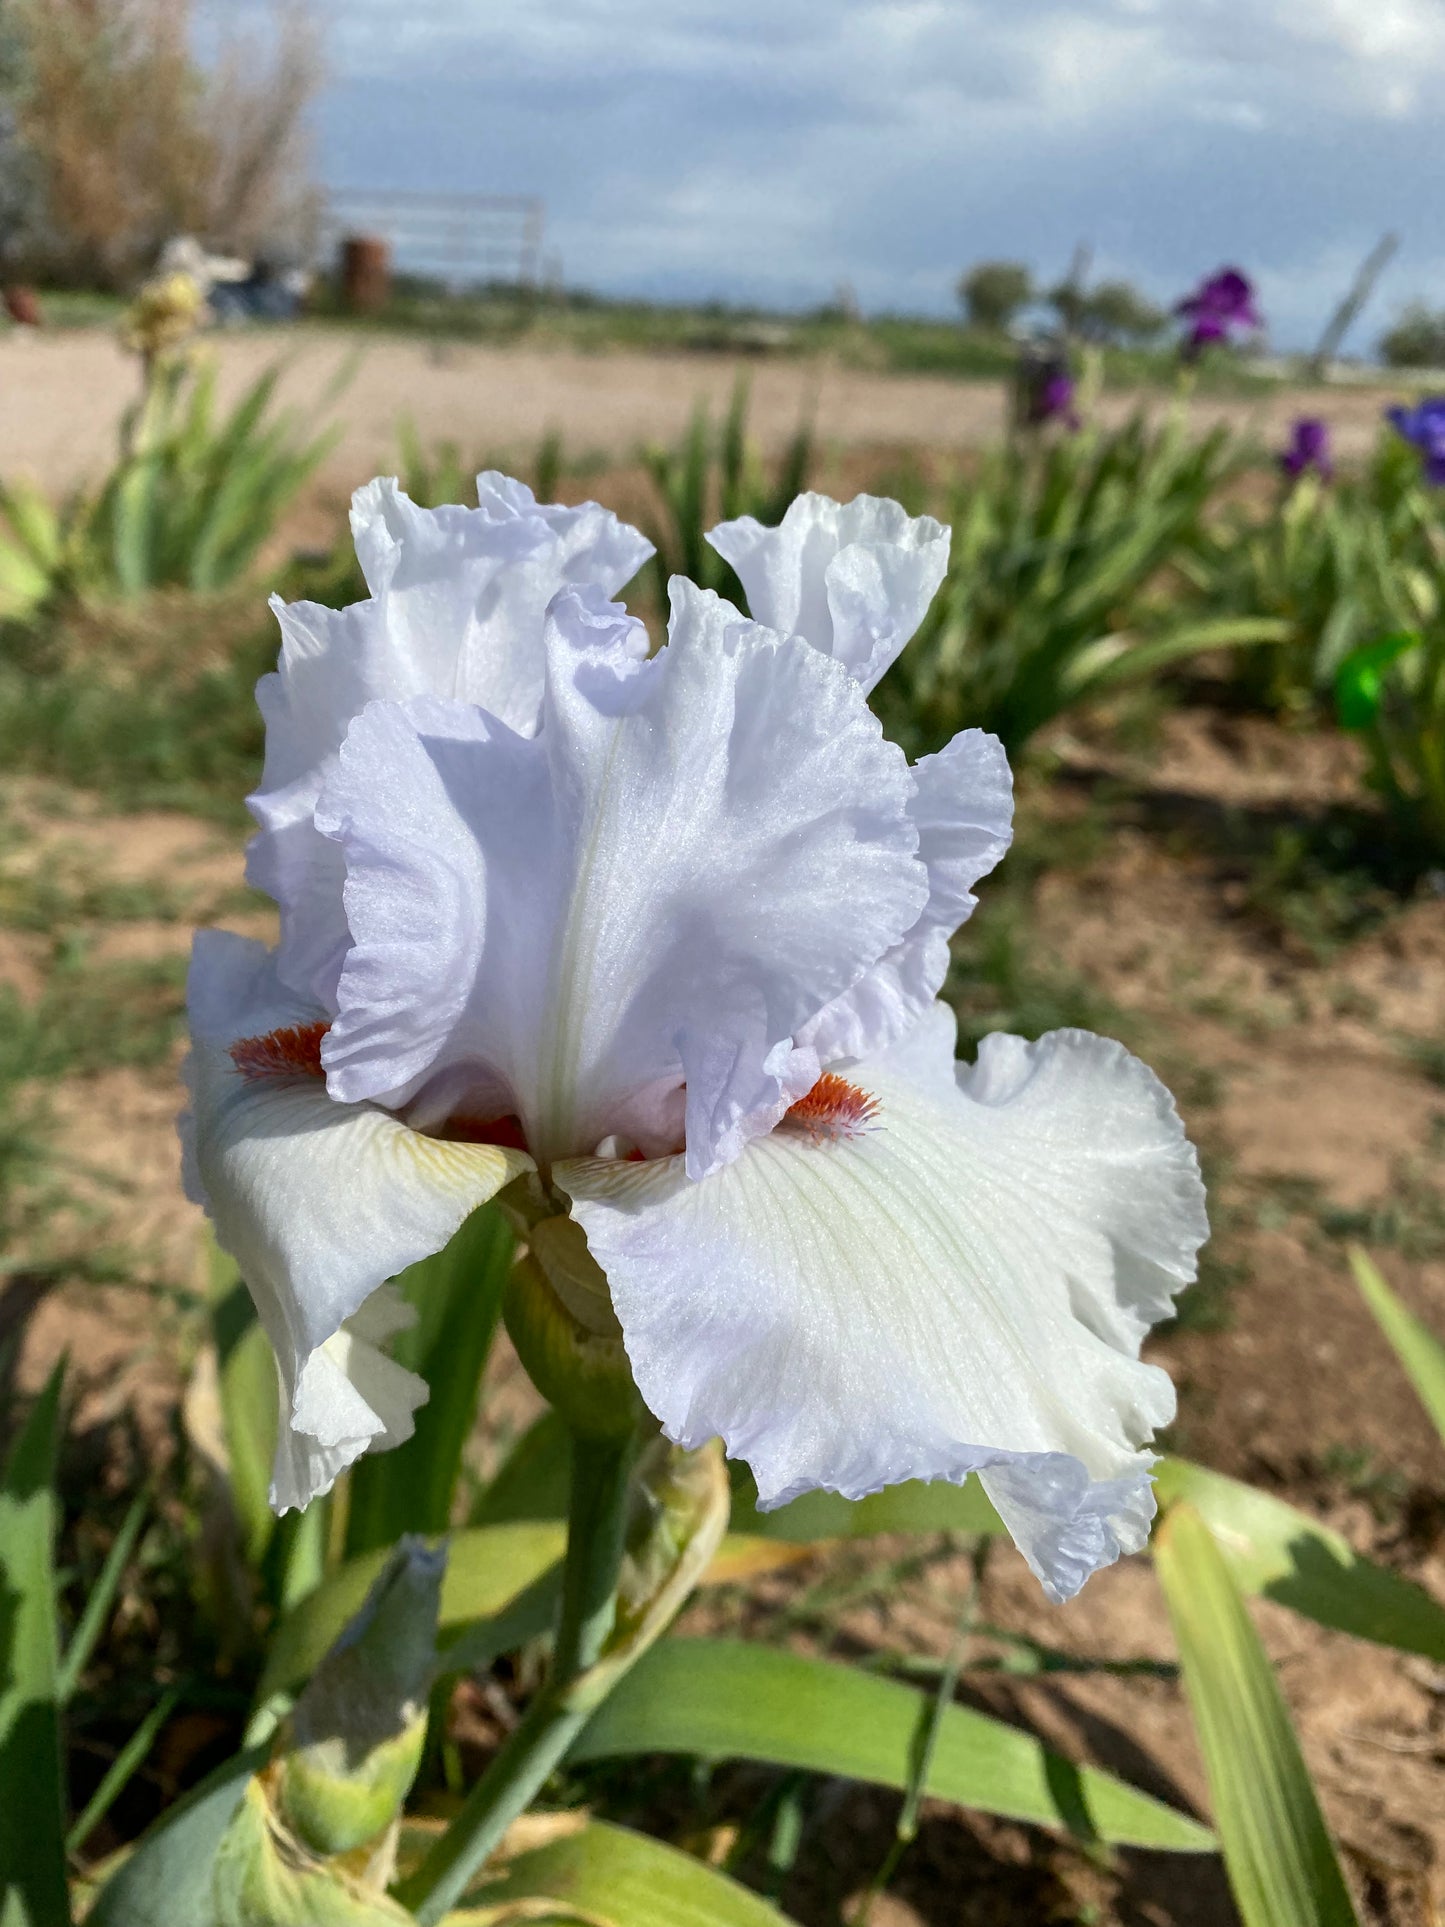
[1176,267,1262,356]
[1028,369,1078,427]
[1387,397,1445,485]
[1280,417,1332,481]
[1016,352,1078,429]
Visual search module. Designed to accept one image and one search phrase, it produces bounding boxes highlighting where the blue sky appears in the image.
[211,0,1445,349]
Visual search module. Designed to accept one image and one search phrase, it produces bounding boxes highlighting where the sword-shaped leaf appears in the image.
[570,1638,1214,1853]
[1152,1457,1445,1661]
[1349,1246,1445,1448]
[1154,1505,1360,1927]
[0,1365,71,1926]
[449,1818,796,1926]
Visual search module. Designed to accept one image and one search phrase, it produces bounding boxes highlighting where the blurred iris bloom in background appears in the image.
[1175,267,1261,356]
[1387,396,1445,484]
[1025,366,1078,429]
[1014,347,1079,430]
[1279,417,1332,482]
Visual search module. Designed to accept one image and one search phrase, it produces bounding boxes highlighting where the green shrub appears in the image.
[0,352,341,620]
[1379,302,1445,369]
[956,260,1033,331]
[1335,626,1445,855]
[1197,433,1444,714]
[874,408,1283,755]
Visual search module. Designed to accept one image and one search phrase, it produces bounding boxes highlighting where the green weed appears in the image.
[1234,1149,1445,1266]
[1319,1163,1445,1262]
[874,409,1280,756]
[0,948,187,1082]
[1240,819,1403,960]
[945,902,1120,1053]
[0,589,274,817]
[0,353,343,620]
[945,785,1121,1051]
[1317,1443,1411,1524]
[1400,1036,1445,1088]
[1162,1154,1245,1335]
[0,865,193,936]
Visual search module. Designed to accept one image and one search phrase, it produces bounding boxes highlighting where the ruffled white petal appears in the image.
[707,492,950,694]
[801,728,1014,1063]
[559,1004,1207,1601]
[247,477,651,1007]
[316,581,929,1176]
[349,473,653,731]
[182,930,532,1510]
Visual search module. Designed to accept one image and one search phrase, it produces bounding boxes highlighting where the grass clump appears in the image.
[1237,817,1409,961]
[0,588,274,818]
[0,354,342,621]
[873,409,1280,758]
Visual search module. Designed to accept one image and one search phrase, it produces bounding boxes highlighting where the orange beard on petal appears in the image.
[229,1020,534,1153]
[783,1070,881,1143]
[229,1020,328,1080]
[227,1032,878,1156]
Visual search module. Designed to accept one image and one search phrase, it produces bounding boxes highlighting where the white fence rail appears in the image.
[321,191,545,290]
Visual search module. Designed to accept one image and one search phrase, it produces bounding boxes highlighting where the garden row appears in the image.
[2,355,1444,860]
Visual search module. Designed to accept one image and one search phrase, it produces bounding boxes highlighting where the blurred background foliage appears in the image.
[6,376,1444,858]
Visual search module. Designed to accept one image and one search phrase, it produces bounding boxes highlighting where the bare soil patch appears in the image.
[0,326,1406,512]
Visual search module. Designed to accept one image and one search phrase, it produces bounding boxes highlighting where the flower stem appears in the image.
[401,1427,637,1924]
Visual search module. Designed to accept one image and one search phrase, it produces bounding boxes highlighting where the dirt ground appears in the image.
[0,323,1407,511]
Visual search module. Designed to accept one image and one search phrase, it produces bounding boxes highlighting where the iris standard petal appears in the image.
[800,727,1013,1062]
[182,931,532,1509]
[317,581,928,1175]
[348,474,653,730]
[247,477,651,1007]
[559,1004,1207,1602]
[707,492,950,694]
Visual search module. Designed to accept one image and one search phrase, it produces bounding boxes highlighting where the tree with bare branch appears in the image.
[0,0,322,289]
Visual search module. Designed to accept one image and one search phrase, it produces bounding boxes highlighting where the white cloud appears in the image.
[1305,0,1445,65]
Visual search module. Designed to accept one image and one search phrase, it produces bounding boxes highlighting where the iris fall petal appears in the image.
[182,930,531,1508]
[559,1003,1207,1601]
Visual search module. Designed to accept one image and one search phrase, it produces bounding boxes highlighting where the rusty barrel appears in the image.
[339,234,390,313]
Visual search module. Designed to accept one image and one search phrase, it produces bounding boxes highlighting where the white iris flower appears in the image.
[182,476,1207,1602]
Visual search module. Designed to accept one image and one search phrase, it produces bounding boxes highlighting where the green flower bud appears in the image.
[206,1540,447,1924]
[277,1538,444,1856]
[503,1214,645,1440]
[211,1777,413,1926]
